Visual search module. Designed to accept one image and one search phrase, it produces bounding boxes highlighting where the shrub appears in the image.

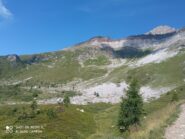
[63,95,70,107]
[47,109,57,119]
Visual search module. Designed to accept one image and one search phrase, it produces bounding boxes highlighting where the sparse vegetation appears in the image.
[30,100,38,116]
[84,55,110,66]
[0,34,185,139]
[0,85,39,102]
[171,92,179,102]
[108,53,185,87]
[46,108,57,119]
[0,87,184,139]
[63,95,70,107]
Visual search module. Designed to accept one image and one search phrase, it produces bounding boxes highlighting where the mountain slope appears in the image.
[0,25,185,104]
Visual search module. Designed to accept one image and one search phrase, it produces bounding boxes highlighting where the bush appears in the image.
[47,109,57,119]
[171,92,179,102]
[18,107,28,120]
[94,92,100,97]
[31,100,38,111]
[63,95,70,107]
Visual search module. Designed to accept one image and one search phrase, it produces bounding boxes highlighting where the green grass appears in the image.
[37,90,78,100]
[0,85,41,102]
[2,48,185,88]
[88,85,185,139]
[108,52,185,87]
[0,86,184,139]
[1,79,185,139]
[0,85,79,103]
[0,50,108,86]
[146,104,181,139]
[0,57,25,79]
[84,56,110,66]
[9,52,107,86]
[0,104,112,139]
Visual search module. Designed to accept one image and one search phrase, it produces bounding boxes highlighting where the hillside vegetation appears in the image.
[0,25,185,138]
[0,85,185,139]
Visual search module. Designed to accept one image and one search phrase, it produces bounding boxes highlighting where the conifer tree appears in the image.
[118,79,143,132]
[171,92,179,102]
[63,95,70,107]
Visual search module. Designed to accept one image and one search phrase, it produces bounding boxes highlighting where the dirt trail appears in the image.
[165,104,185,139]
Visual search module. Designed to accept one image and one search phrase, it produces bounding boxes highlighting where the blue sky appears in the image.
[0,0,185,55]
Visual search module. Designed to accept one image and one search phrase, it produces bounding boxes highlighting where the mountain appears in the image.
[0,54,25,78]
[146,25,176,35]
[0,25,185,104]
[74,25,183,52]
[7,54,21,62]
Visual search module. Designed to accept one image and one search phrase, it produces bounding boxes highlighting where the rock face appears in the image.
[7,54,21,62]
[5,54,24,68]
[71,25,185,62]
[74,25,182,52]
[3,25,185,66]
[88,36,111,43]
[146,25,176,35]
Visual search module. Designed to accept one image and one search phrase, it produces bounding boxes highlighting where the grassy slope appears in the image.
[0,85,185,139]
[107,52,185,87]
[2,48,185,87]
[4,51,107,85]
[0,104,111,139]
[88,85,185,139]
[21,60,107,85]
[1,49,185,138]
[84,56,110,66]
[0,86,41,102]
[0,58,25,79]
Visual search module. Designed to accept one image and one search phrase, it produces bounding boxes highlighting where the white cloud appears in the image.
[0,0,12,19]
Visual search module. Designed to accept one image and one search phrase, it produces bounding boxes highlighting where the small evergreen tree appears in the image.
[47,109,57,119]
[30,99,38,118]
[32,91,39,98]
[171,92,179,102]
[118,79,143,132]
[63,95,70,107]
[31,100,37,111]
[18,107,28,120]
[94,92,100,97]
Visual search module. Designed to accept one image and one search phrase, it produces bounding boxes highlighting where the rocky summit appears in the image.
[146,25,176,35]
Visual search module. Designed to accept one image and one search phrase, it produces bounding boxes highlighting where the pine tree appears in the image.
[171,92,179,102]
[31,100,37,111]
[118,79,143,132]
[63,95,70,107]
[30,99,38,118]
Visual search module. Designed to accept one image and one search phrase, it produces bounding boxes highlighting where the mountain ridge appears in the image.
[0,24,185,104]
[1,25,184,57]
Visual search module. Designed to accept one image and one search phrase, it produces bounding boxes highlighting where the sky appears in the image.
[0,0,185,55]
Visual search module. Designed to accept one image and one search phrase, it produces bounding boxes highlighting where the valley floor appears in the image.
[1,84,185,139]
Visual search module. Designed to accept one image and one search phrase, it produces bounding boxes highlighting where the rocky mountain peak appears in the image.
[146,25,176,35]
[88,36,111,43]
[7,54,21,62]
